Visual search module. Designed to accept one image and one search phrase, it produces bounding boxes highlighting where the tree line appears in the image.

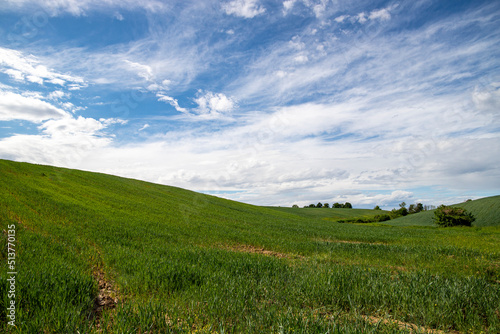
[292,202,353,209]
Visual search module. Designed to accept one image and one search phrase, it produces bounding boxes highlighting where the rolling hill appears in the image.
[0,159,499,333]
[387,196,500,227]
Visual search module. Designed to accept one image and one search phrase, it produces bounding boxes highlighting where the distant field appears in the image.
[266,206,389,221]
[387,196,500,227]
[1,159,499,333]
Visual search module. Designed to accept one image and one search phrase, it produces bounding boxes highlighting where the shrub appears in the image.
[374,214,391,222]
[433,205,475,227]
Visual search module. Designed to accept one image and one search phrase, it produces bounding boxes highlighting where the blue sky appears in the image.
[0,0,499,209]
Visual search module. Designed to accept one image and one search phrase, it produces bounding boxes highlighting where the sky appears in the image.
[0,0,499,209]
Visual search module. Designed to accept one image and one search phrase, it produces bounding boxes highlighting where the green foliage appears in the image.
[374,214,391,222]
[434,205,476,227]
[409,203,424,214]
[390,207,408,218]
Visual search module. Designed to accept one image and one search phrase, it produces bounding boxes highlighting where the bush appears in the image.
[374,214,391,222]
[433,205,475,227]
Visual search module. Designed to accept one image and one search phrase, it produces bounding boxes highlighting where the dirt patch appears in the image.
[222,244,301,259]
[364,315,460,334]
[315,238,387,246]
[91,267,119,330]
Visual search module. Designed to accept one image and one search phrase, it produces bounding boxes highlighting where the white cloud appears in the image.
[0,47,85,88]
[48,90,67,100]
[294,55,309,63]
[40,116,105,136]
[332,5,396,26]
[5,69,24,81]
[124,60,154,81]
[289,36,306,50]
[139,124,150,131]
[312,0,329,19]
[334,15,348,23]
[157,94,188,113]
[222,0,266,18]
[147,79,171,92]
[114,12,124,20]
[356,12,367,24]
[0,116,126,167]
[283,0,297,13]
[194,91,236,118]
[329,191,415,208]
[48,78,65,85]
[26,75,44,85]
[369,8,392,21]
[472,83,500,114]
[0,91,69,123]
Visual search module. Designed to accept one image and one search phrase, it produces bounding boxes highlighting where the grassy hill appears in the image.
[0,159,499,333]
[387,196,500,227]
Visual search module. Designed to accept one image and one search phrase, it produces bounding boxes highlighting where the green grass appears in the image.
[387,196,500,227]
[1,159,499,333]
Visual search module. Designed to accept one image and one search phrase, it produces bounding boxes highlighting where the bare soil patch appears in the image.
[221,244,302,259]
[91,267,119,330]
[315,238,387,246]
[364,315,460,334]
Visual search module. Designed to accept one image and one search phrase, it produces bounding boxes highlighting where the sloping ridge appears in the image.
[388,195,500,227]
[0,159,307,329]
[0,158,309,248]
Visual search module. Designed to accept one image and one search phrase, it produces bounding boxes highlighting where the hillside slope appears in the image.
[387,196,500,227]
[1,159,499,333]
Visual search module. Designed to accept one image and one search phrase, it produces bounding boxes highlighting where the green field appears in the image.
[1,159,499,333]
[266,206,390,221]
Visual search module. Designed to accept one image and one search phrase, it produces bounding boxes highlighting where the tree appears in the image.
[374,205,381,210]
[323,203,330,208]
[292,204,299,208]
[316,202,323,208]
[333,202,342,208]
[344,202,352,209]
[416,203,424,213]
[308,204,315,208]
[409,203,424,214]
[433,205,475,227]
